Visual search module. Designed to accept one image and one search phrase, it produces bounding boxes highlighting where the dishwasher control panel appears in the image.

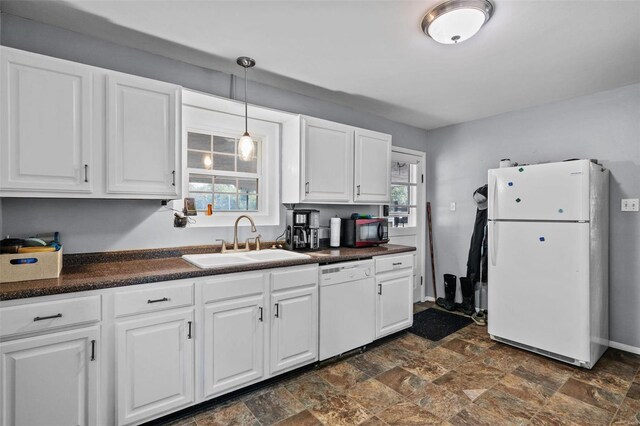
[320,260,374,285]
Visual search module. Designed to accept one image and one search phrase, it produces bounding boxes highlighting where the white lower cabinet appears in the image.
[115,309,194,426]
[203,293,265,398]
[270,285,318,375]
[0,326,100,426]
[375,255,414,338]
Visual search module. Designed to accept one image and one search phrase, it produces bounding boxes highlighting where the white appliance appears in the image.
[487,160,609,369]
[319,260,375,360]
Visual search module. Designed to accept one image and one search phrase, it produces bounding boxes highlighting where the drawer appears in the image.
[115,281,193,318]
[0,295,101,338]
[271,266,318,292]
[201,272,265,304]
[375,254,414,274]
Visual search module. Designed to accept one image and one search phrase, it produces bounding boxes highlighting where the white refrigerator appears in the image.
[487,160,609,369]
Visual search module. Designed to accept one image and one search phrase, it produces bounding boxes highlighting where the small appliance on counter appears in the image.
[341,216,389,247]
[285,209,320,251]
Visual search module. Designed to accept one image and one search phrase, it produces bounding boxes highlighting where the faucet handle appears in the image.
[255,234,262,251]
[215,239,227,253]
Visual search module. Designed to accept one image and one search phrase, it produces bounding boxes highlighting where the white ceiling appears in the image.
[3,0,640,130]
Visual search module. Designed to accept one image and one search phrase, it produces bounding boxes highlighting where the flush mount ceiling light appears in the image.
[421,0,494,44]
[236,56,256,161]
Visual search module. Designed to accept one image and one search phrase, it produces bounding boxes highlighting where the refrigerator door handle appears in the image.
[489,172,498,219]
[490,221,498,266]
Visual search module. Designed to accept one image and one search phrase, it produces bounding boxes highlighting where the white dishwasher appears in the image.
[319,259,375,360]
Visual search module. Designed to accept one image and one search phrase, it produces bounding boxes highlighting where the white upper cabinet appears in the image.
[0,47,182,199]
[354,129,392,203]
[302,117,354,202]
[282,115,391,205]
[0,47,93,194]
[107,74,180,197]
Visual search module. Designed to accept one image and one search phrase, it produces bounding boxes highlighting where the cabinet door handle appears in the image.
[274,303,279,318]
[90,339,96,361]
[172,170,176,186]
[258,307,263,322]
[305,182,309,194]
[378,284,382,295]
[33,313,62,322]
[357,184,361,196]
[187,321,192,339]
[147,297,170,304]
[84,164,89,183]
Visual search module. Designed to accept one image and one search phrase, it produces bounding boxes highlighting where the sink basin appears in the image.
[243,250,311,262]
[182,249,311,269]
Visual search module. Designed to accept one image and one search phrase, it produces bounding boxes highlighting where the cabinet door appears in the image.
[115,310,194,426]
[270,286,318,375]
[376,272,413,338]
[203,295,264,398]
[354,129,391,203]
[302,117,353,202]
[0,47,93,193]
[0,326,99,426]
[106,73,180,197]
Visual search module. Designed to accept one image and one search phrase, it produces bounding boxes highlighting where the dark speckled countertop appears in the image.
[0,244,415,301]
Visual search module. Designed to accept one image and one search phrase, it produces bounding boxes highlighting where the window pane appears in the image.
[248,195,258,211]
[188,132,211,151]
[214,177,236,193]
[390,205,409,214]
[236,194,258,211]
[193,193,212,211]
[391,162,409,183]
[238,178,258,194]
[213,136,236,154]
[189,174,213,192]
[237,155,257,173]
[188,151,212,170]
[213,153,235,171]
[214,193,232,210]
[389,208,416,228]
[391,185,409,206]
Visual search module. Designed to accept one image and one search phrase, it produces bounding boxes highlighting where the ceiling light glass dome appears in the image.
[421,0,494,44]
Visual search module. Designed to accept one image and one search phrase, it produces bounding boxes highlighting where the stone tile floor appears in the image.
[163,303,640,426]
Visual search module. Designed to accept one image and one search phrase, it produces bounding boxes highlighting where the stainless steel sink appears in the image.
[182,249,310,269]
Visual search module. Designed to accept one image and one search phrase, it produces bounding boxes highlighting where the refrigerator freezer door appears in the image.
[488,221,590,362]
[488,160,590,221]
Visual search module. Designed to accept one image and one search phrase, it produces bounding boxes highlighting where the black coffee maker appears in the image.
[285,209,320,251]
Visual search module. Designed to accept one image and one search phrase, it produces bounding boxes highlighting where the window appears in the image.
[389,161,418,228]
[186,132,261,212]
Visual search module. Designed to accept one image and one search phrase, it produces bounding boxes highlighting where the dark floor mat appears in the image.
[409,308,473,341]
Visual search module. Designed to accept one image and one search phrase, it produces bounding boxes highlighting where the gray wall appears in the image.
[0,13,425,253]
[425,83,640,348]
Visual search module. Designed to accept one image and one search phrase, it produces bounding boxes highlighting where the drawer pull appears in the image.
[147,297,170,304]
[33,313,62,322]
[90,340,96,361]
[187,321,192,339]
[392,262,403,266]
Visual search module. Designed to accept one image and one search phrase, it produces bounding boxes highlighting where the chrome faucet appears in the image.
[232,215,258,252]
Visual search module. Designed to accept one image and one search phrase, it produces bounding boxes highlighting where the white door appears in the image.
[106,73,180,197]
[270,286,318,375]
[116,309,194,426]
[0,326,99,426]
[0,47,93,193]
[354,129,391,203]
[385,149,426,303]
[302,116,353,202]
[203,295,264,398]
[487,221,590,361]
[376,271,413,338]
[488,160,590,221]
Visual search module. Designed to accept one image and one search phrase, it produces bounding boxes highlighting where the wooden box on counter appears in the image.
[0,247,63,283]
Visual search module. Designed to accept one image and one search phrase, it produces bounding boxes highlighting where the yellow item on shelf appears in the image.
[17,246,57,253]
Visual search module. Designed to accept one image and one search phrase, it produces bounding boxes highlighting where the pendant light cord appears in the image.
[244,66,248,133]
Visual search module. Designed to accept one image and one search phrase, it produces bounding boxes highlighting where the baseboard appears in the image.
[423,296,435,302]
[609,340,640,355]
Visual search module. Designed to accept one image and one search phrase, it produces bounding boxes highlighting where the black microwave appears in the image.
[341,218,389,247]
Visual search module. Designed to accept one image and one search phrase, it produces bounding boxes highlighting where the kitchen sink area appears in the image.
[182,249,312,269]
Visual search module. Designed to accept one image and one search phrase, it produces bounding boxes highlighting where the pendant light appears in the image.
[421,0,494,45]
[236,56,256,161]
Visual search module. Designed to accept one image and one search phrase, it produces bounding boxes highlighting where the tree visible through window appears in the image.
[389,161,417,227]
[187,131,260,212]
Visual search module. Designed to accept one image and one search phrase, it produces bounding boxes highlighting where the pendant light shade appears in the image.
[421,0,494,44]
[236,56,256,161]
